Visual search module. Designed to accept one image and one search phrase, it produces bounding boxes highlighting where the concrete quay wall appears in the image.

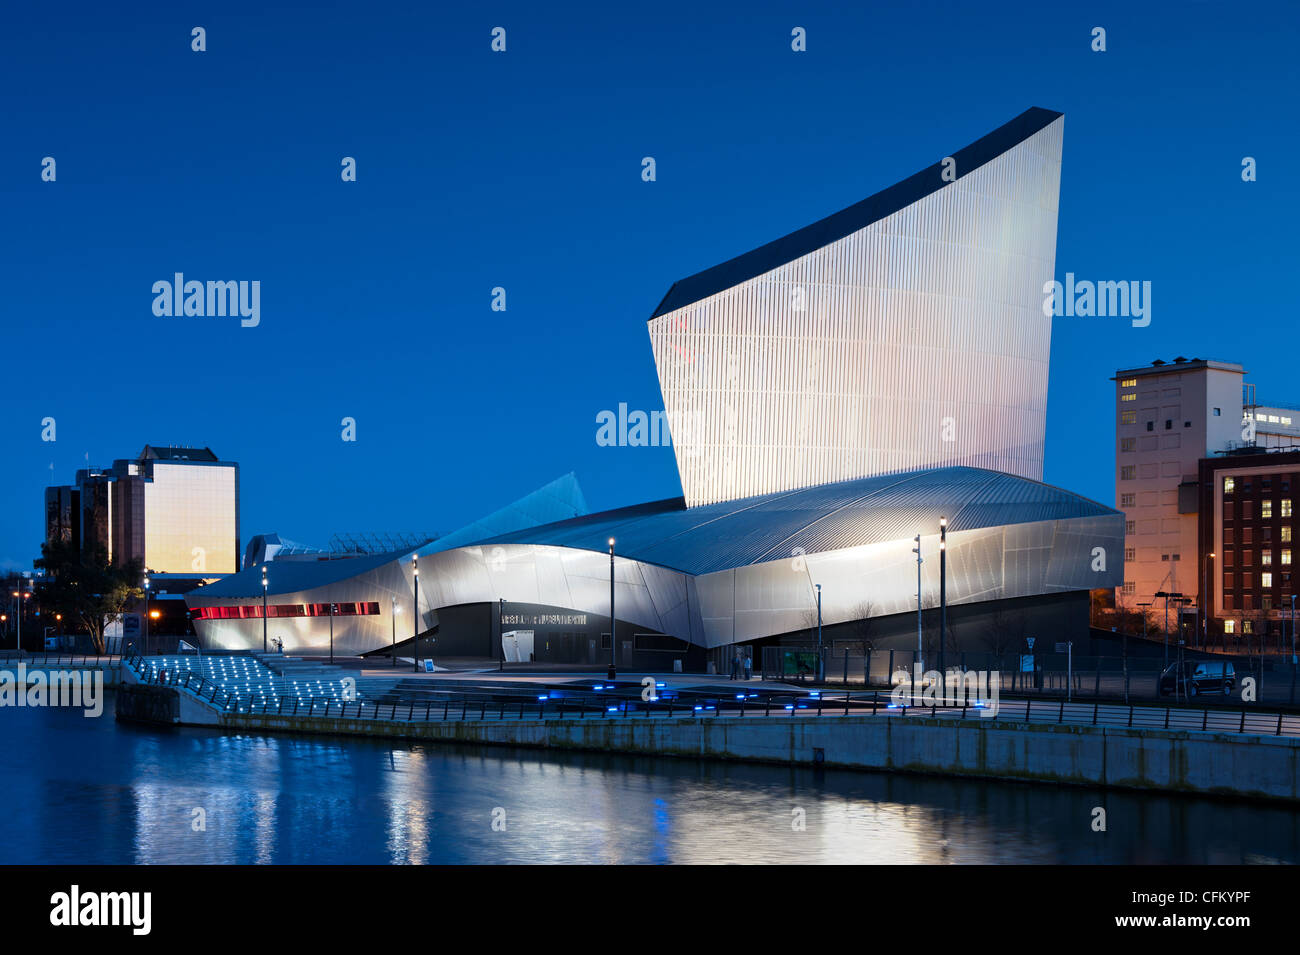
[216,710,1300,801]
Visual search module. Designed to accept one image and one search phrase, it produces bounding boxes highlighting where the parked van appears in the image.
[1158,660,1236,697]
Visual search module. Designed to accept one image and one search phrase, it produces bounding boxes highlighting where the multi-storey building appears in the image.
[1113,358,1244,617]
[1198,448,1300,645]
[45,445,240,574]
[1114,358,1299,636]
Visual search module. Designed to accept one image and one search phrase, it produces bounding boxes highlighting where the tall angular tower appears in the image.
[649,107,1064,508]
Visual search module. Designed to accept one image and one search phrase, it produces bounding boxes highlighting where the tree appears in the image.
[841,600,877,655]
[34,538,143,654]
[978,606,1026,661]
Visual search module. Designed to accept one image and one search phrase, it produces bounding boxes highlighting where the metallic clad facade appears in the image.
[186,467,1122,654]
[648,115,1064,508]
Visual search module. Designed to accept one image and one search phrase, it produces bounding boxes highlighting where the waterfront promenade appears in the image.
[114,652,1300,802]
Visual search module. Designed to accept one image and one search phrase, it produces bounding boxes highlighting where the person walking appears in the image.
[743,650,753,681]
[730,647,742,680]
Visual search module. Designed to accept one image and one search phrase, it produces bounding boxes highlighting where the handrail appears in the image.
[192,687,1300,739]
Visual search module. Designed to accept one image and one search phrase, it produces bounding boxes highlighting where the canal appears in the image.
[2,694,1296,864]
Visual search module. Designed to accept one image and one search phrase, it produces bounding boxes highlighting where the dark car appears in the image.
[1158,660,1236,697]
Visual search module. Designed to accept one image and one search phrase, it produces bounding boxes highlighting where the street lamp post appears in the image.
[939,516,947,696]
[391,600,400,667]
[498,597,505,671]
[12,589,31,657]
[912,534,923,682]
[815,583,823,682]
[607,538,617,681]
[328,601,335,665]
[261,565,268,653]
[412,554,420,673]
[1154,591,1182,668]
[1202,552,1215,650]
[142,574,150,656]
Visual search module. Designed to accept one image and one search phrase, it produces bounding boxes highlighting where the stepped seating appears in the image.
[139,652,366,714]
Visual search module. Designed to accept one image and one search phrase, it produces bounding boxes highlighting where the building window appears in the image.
[1283,549,1292,566]
[1121,393,1136,402]
[1264,596,1273,611]
[1125,520,1136,534]
[1213,408,1221,416]
[1244,620,1254,634]
[1161,553,1169,562]
[1122,581,1136,595]
[1146,421,1154,432]
[1120,437,1136,452]
[1242,549,1253,566]
[1262,549,1272,566]
[1262,500,1273,519]
[1224,476,1235,494]
[1121,466,1136,480]
[1283,526,1292,542]
[1121,493,1136,506]
[1125,548,1136,561]
[1121,410,1136,425]
[1224,619,1235,634]
[1283,499,1293,518]
[1224,550,1234,567]
[1120,378,1137,388]
[1165,419,1173,430]
[1184,421,1191,428]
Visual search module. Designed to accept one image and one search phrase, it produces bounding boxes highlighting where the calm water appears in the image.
[2,692,1296,864]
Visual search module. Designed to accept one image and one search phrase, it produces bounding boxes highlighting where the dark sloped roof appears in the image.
[140,445,221,462]
[475,465,1116,576]
[650,106,1064,319]
[192,548,414,599]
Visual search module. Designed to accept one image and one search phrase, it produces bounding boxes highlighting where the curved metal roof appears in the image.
[476,466,1118,576]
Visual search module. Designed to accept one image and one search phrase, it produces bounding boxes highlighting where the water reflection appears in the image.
[2,697,1297,864]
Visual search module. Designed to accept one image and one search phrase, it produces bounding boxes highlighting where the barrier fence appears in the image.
[760,646,1300,705]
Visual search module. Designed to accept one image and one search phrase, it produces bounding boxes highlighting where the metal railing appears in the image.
[769,647,1300,706]
[0,652,122,667]
[124,652,238,711]
[210,688,1300,739]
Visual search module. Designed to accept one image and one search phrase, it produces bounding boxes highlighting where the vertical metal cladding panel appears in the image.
[1043,514,1126,592]
[693,569,738,649]
[637,561,693,642]
[649,119,1063,508]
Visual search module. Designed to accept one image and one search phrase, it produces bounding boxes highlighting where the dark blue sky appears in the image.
[3,0,1296,569]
